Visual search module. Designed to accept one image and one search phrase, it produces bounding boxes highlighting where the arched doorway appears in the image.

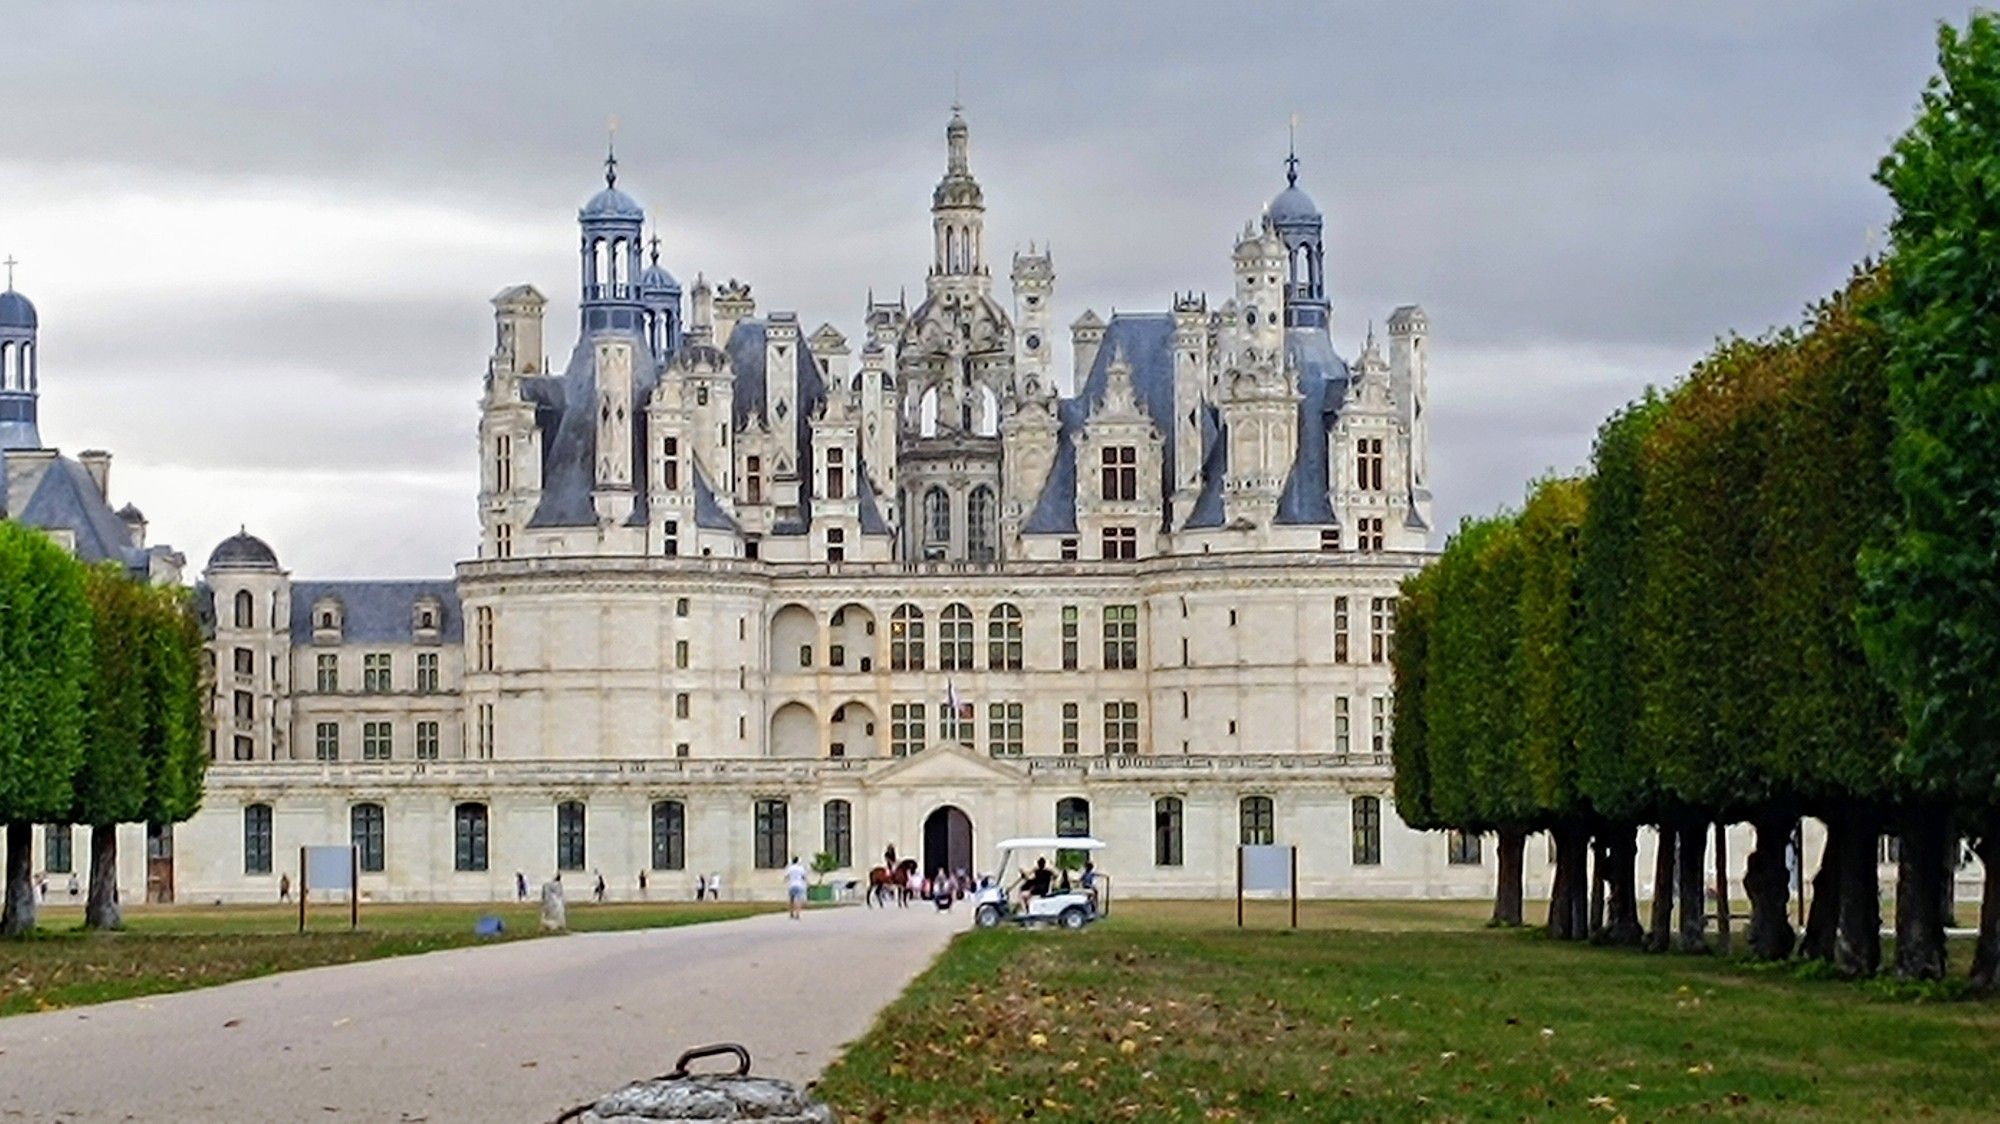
[923,805,974,882]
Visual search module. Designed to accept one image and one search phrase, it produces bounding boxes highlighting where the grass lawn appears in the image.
[819,899,2000,1122]
[1,899,773,1017]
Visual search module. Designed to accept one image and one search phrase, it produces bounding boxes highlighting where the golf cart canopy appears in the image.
[995,837,1107,851]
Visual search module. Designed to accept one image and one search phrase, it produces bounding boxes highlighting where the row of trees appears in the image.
[0,521,207,936]
[1392,16,2000,987]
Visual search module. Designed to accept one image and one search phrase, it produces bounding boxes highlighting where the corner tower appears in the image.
[0,259,41,450]
[578,144,646,337]
[1267,148,1328,331]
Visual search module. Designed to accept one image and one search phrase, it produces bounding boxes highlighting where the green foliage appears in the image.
[811,851,840,881]
[1390,568,1440,829]
[140,584,209,826]
[1575,396,1668,824]
[1517,478,1589,819]
[1424,517,1535,830]
[70,566,154,829]
[0,523,93,825]
[1858,13,2000,806]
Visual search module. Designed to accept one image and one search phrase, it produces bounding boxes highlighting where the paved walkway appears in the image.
[0,904,960,1122]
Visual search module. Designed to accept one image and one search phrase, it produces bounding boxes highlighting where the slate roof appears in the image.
[288,579,462,644]
[1,450,158,571]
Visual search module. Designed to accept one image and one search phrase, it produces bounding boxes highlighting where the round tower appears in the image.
[1266,148,1328,331]
[639,232,683,358]
[578,143,646,336]
[0,259,42,450]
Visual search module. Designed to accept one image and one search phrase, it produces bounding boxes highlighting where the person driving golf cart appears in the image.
[1017,856,1055,904]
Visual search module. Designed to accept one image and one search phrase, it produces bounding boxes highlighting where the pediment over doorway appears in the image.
[861,742,1026,788]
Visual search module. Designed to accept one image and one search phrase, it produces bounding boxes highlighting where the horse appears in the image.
[866,858,919,908]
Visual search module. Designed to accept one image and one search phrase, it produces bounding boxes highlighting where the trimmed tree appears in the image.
[1858,13,2000,986]
[72,566,155,929]
[1390,567,1441,839]
[1518,477,1592,940]
[140,583,210,883]
[0,523,93,937]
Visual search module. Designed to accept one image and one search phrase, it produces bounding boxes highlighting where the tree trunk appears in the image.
[1491,826,1526,927]
[1970,810,2000,992]
[1676,820,1710,954]
[1596,823,1645,946]
[85,825,122,931]
[1546,824,1590,940]
[1568,831,1592,940]
[1834,805,1882,978]
[1645,823,1677,953]
[1893,810,1949,981]
[1940,834,1960,929]
[1714,821,1732,957]
[1589,838,1607,934]
[1744,812,1797,960]
[1799,821,1841,962]
[1,823,38,937]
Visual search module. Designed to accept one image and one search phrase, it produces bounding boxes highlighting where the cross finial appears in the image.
[1286,113,1300,186]
[648,230,662,265]
[2,255,15,291]
[605,116,620,188]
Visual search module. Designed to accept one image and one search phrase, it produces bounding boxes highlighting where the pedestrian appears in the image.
[695,873,707,900]
[785,855,808,920]
[279,872,291,902]
[516,870,528,902]
[593,870,606,903]
[638,869,648,896]
[35,874,47,902]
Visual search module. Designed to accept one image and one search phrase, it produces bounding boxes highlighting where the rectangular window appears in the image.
[676,597,690,618]
[826,526,844,564]
[363,652,391,693]
[454,803,489,871]
[822,800,852,868]
[1334,696,1351,756]
[1240,796,1276,846]
[243,805,273,875]
[1103,700,1139,756]
[663,519,679,557]
[1061,702,1080,755]
[1333,597,1350,663]
[1154,797,1184,867]
[1356,436,1384,492]
[675,693,691,719]
[494,434,513,491]
[987,701,1023,757]
[234,690,254,722]
[1100,445,1137,501]
[1370,695,1389,758]
[1370,596,1396,663]
[233,646,254,676]
[663,436,681,490]
[362,720,392,761]
[495,522,514,559]
[891,702,925,757]
[351,804,385,873]
[1101,525,1137,561]
[1352,796,1382,866]
[1448,829,1483,865]
[44,824,73,874]
[1320,528,1340,551]
[825,446,845,500]
[943,697,973,745]
[753,799,788,869]
[315,722,339,762]
[675,639,690,669]
[415,652,439,694]
[556,802,587,871]
[651,800,686,870]
[1060,538,1078,561]
[745,456,763,504]
[1102,604,1138,670]
[316,653,338,692]
[416,720,440,761]
[477,703,494,759]
[1358,516,1385,552]
[233,734,255,761]
[891,608,925,671]
[1061,606,1079,670]
[475,607,495,671]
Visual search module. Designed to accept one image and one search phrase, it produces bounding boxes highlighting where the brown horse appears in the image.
[866,858,919,908]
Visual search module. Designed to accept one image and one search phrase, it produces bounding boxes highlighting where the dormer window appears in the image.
[412,597,443,641]
[312,597,344,641]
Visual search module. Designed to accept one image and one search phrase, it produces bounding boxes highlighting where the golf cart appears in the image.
[972,836,1111,930]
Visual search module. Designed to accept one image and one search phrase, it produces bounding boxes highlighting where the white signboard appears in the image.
[1241,844,1293,892]
[304,845,356,891]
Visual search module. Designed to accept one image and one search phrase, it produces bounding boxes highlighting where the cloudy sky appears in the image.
[0,2,1964,577]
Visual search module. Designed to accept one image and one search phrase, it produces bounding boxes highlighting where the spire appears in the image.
[946,102,970,176]
[1285,113,1300,187]
[648,231,662,266]
[605,115,620,188]
[2,254,14,291]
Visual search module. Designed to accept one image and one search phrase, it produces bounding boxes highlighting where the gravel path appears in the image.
[0,903,960,1122]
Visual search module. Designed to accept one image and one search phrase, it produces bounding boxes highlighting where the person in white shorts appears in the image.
[785,856,808,920]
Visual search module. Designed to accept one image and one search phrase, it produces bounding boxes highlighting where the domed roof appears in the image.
[1268,183,1320,226]
[0,289,37,330]
[639,261,680,294]
[581,185,643,221]
[207,529,279,571]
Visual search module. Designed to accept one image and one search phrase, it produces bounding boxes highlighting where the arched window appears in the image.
[243,804,273,875]
[923,486,951,546]
[1056,797,1091,840]
[651,799,685,871]
[556,800,587,871]
[1239,795,1275,846]
[890,603,926,671]
[967,486,995,560]
[1154,796,1184,867]
[823,799,853,869]
[454,802,488,872]
[351,802,386,873]
[754,798,789,870]
[1352,796,1382,866]
[233,589,253,630]
[987,603,1023,670]
[1447,829,1482,865]
[940,603,973,670]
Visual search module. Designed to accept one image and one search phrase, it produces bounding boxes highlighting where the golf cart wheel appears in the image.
[1059,906,1087,930]
[975,904,1003,929]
